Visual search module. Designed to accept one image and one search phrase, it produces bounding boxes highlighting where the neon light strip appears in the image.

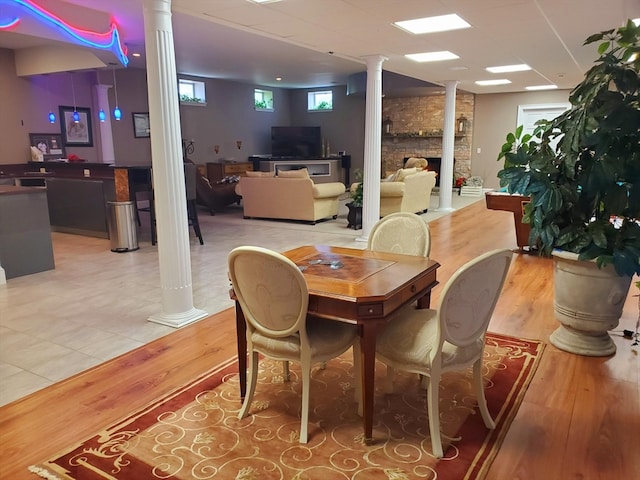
[0,0,128,66]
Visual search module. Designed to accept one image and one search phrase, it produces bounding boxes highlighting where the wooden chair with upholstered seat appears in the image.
[375,249,513,458]
[367,211,431,257]
[184,163,204,245]
[228,246,360,444]
[137,163,203,245]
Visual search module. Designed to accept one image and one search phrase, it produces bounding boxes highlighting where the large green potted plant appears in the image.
[497,19,640,356]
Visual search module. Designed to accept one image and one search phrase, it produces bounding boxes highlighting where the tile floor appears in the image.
[0,194,481,406]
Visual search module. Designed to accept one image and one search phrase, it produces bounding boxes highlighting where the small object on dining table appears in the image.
[308,259,343,269]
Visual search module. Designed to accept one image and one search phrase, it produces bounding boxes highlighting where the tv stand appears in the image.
[249,157,341,184]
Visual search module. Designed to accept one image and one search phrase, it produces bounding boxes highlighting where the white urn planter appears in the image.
[550,250,632,356]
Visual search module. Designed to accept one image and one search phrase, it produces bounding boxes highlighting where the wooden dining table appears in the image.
[231,244,441,443]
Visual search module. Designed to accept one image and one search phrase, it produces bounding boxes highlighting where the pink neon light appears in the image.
[0,0,128,66]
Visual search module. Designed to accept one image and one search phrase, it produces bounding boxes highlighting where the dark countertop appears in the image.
[0,185,46,195]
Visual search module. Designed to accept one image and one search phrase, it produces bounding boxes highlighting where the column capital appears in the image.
[361,54,388,69]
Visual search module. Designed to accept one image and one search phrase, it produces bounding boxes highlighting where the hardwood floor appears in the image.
[1,199,638,479]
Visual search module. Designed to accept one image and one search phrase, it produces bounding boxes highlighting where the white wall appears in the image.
[471,90,572,189]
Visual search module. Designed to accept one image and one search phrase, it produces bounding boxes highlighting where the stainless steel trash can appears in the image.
[107,201,139,252]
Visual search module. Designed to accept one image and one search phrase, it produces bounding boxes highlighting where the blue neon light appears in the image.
[0,0,129,67]
[113,106,122,121]
[48,111,56,123]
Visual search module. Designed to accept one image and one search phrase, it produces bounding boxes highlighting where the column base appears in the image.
[148,307,209,328]
[434,207,456,212]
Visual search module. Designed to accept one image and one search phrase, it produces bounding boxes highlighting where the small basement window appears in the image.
[307,90,333,111]
[179,79,206,105]
[254,89,274,111]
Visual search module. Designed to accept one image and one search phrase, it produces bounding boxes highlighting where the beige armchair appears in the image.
[229,246,360,444]
[237,171,345,223]
[351,169,437,217]
[375,249,513,457]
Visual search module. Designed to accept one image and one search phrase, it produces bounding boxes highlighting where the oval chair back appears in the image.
[367,212,431,257]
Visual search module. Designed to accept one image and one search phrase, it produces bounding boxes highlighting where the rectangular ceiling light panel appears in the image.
[405,51,459,62]
[394,14,471,34]
[486,64,531,73]
[475,79,512,86]
[526,85,558,90]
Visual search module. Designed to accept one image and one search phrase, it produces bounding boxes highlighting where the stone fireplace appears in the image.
[381,93,474,183]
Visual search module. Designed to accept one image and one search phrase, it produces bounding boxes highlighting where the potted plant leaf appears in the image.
[497,19,640,356]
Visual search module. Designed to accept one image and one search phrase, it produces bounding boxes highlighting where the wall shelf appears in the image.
[383,133,466,139]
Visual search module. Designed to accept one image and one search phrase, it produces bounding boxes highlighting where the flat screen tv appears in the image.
[271,126,322,158]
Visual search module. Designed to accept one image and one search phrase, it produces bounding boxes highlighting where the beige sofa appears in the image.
[236,174,346,223]
[351,168,437,217]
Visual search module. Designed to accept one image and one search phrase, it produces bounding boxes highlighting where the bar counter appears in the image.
[0,185,55,279]
[0,162,152,239]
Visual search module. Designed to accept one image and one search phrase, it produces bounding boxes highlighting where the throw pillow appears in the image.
[394,167,418,182]
[245,171,273,177]
[387,169,402,182]
[278,168,310,178]
[404,157,428,169]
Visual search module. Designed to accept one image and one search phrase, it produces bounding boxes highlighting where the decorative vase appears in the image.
[346,202,362,230]
[550,250,632,356]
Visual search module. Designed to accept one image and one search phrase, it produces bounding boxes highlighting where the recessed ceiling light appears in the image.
[247,0,281,4]
[276,77,282,81]
[475,79,512,86]
[526,84,558,91]
[394,14,471,34]
[132,53,141,57]
[405,51,459,62]
[486,64,531,73]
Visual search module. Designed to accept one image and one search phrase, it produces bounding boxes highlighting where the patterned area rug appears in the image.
[29,333,543,480]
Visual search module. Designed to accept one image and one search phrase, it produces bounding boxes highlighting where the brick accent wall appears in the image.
[381,93,474,183]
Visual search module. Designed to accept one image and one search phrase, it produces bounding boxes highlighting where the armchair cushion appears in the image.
[245,171,274,177]
[394,167,419,182]
[278,168,310,178]
[404,157,428,169]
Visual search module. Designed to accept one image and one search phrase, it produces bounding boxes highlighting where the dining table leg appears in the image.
[234,300,247,400]
[359,321,382,444]
[416,291,432,309]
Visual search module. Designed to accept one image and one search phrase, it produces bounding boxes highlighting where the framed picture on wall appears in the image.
[29,133,66,161]
[59,106,93,146]
[132,112,150,138]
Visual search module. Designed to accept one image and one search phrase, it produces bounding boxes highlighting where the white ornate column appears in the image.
[143,0,207,327]
[94,84,114,164]
[437,80,458,211]
[359,54,386,241]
